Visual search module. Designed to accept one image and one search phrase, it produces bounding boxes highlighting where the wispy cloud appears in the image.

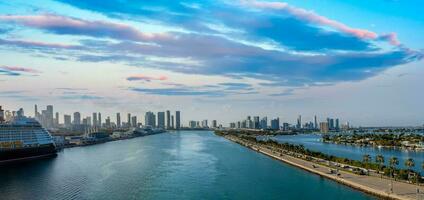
[131,87,225,97]
[127,74,168,82]
[0,65,40,76]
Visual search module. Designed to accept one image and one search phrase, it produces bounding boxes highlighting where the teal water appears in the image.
[0,131,374,200]
[273,134,424,172]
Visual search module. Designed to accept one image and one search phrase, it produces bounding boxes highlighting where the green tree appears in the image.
[362,154,371,168]
[389,157,399,193]
[404,158,415,183]
[375,154,385,178]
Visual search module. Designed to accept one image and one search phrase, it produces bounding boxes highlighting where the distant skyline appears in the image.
[0,0,423,126]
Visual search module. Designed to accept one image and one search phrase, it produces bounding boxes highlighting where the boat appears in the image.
[0,107,57,164]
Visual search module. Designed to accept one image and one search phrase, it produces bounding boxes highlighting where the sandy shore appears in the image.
[224,135,424,200]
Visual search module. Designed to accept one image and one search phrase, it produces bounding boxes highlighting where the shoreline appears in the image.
[223,135,423,200]
[57,131,167,150]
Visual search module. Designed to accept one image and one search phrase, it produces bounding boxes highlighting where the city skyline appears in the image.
[0,0,423,126]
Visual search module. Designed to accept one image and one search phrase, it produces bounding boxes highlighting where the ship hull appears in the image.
[0,144,57,164]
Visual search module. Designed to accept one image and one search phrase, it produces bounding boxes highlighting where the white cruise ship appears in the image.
[0,106,57,163]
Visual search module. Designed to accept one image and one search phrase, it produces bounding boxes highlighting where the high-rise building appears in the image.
[98,113,102,127]
[73,112,81,125]
[55,112,59,127]
[64,115,71,128]
[46,105,54,128]
[314,115,318,129]
[106,116,111,128]
[271,118,280,130]
[92,112,97,127]
[253,116,260,129]
[131,116,137,128]
[127,113,131,127]
[34,104,38,119]
[145,112,156,128]
[335,118,340,130]
[171,115,174,129]
[158,112,165,129]
[201,120,208,128]
[116,113,121,128]
[296,115,302,129]
[212,120,217,128]
[175,111,181,129]
[0,106,4,123]
[189,121,196,128]
[320,122,329,133]
[260,117,267,129]
[86,116,92,126]
[166,110,171,129]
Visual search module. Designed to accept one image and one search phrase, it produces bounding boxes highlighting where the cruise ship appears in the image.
[0,106,57,164]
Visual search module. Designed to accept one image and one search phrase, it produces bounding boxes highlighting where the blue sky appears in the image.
[0,0,423,126]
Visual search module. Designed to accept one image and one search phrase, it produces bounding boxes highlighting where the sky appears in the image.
[0,0,423,127]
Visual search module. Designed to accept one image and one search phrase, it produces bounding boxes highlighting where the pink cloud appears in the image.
[240,0,400,45]
[127,74,168,82]
[0,14,171,42]
[0,66,41,74]
[0,38,78,49]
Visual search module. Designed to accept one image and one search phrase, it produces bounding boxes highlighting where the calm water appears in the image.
[273,134,424,172]
[0,131,374,200]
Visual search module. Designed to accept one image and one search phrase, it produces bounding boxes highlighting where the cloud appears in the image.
[0,14,171,42]
[269,89,295,96]
[60,94,104,100]
[0,7,421,88]
[0,66,40,74]
[218,83,253,90]
[126,74,168,82]
[0,65,40,76]
[0,91,39,101]
[239,0,399,45]
[131,87,225,97]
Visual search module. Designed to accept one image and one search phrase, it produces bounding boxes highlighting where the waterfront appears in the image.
[273,134,424,172]
[0,131,373,200]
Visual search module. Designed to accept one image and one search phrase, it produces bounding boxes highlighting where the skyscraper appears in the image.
[145,112,156,128]
[175,111,181,129]
[106,116,111,128]
[201,120,208,128]
[116,113,121,128]
[166,110,171,129]
[46,105,54,128]
[335,118,340,130]
[73,112,81,125]
[314,115,318,129]
[64,115,71,128]
[320,122,329,133]
[253,116,260,129]
[212,120,217,128]
[55,112,59,127]
[34,104,38,119]
[92,112,97,127]
[127,113,131,127]
[171,115,174,129]
[98,113,102,127]
[260,117,267,129]
[296,115,302,129]
[158,112,165,129]
[131,116,137,127]
[271,118,280,130]
[0,106,4,123]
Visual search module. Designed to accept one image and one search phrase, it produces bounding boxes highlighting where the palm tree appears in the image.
[375,154,385,178]
[362,154,371,168]
[389,157,399,193]
[404,158,415,183]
